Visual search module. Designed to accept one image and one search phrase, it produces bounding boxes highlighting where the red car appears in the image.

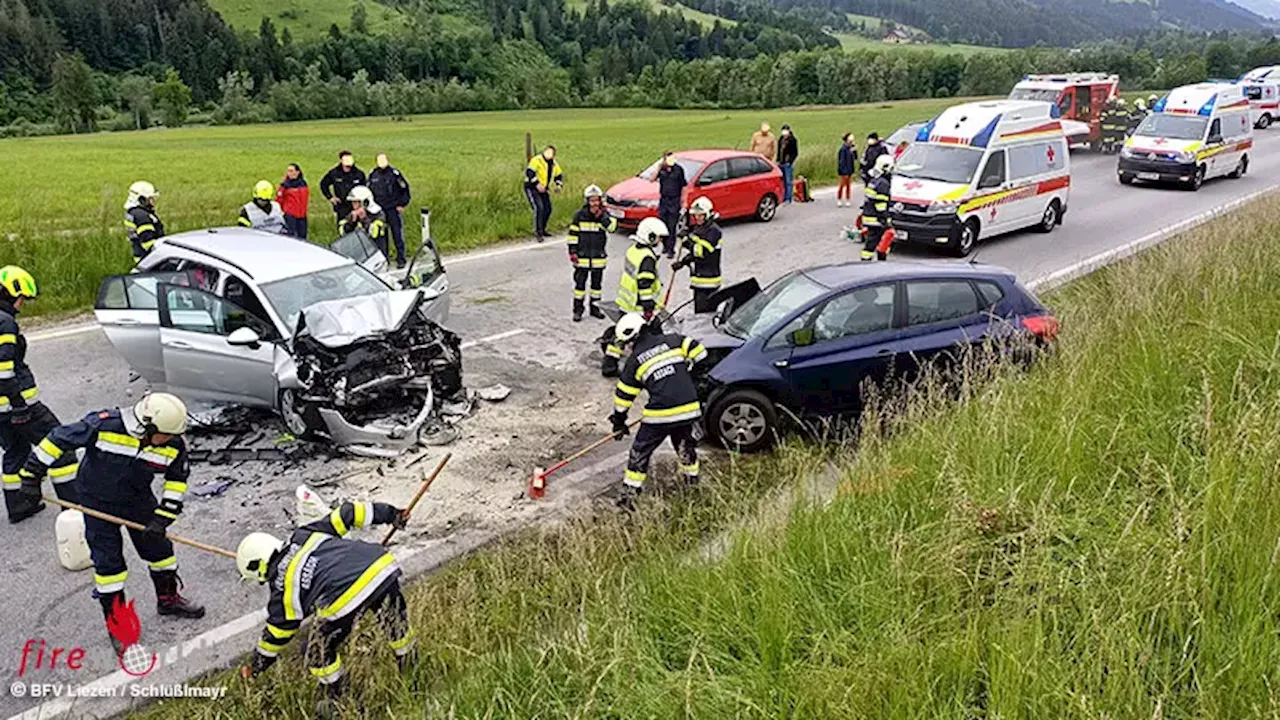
[604,149,784,230]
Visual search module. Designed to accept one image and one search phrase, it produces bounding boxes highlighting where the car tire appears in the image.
[707,388,778,453]
[1185,165,1205,191]
[755,194,779,223]
[1229,155,1248,179]
[1258,114,1272,129]
[951,218,979,257]
[279,389,324,439]
[1118,173,1134,186]
[1036,200,1061,233]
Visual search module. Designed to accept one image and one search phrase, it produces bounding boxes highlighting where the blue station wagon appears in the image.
[685,261,1058,451]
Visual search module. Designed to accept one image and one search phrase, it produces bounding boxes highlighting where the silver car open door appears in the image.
[156,282,279,408]
[94,272,195,384]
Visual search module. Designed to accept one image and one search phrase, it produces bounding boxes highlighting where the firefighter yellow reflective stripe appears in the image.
[680,460,700,476]
[614,380,640,411]
[135,224,156,234]
[140,240,155,250]
[575,259,593,268]
[95,571,128,593]
[266,623,298,640]
[149,556,177,571]
[616,381,641,396]
[578,222,604,231]
[35,438,63,464]
[237,216,252,227]
[681,338,707,363]
[623,468,646,487]
[353,501,371,529]
[96,431,140,457]
[123,220,138,229]
[590,258,607,269]
[642,401,701,423]
[692,236,719,257]
[574,289,587,298]
[690,275,722,288]
[330,507,349,536]
[1,474,18,488]
[0,386,39,410]
[284,534,330,620]
[310,656,344,684]
[0,360,13,379]
[140,446,179,466]
[256,638,285,657]
[318,553,399,620]
[162,480,186,502]
[370,220,386,236]
[49,463,78,483]
[389,630,415,656]
[155,508,178,520]
[637,349,683,383]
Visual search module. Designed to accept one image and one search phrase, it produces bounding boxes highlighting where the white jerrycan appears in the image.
[295,485,332,525]
[55,509,93,571]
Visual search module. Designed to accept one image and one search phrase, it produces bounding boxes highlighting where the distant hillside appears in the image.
[1232,0,1280,19]
[207,0,405,37]
[768,0,1271,47]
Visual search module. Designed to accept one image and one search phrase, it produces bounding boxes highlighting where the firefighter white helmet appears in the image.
[689,196,713,217]
[584,184,604,199]
[134,392,188,435]
[1134,98,1147,111]
[236,532,284,583]
[346,185,381,214]
[125,181,158,210]
[872,153,894,177]
[635,216,669,247]
[615,312,647,346]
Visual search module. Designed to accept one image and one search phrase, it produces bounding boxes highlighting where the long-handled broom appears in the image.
[529,419,642,499]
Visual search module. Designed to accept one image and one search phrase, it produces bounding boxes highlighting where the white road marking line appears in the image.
[459,328,527,349]
[26,324,101,342]
[1026,184,1280,293]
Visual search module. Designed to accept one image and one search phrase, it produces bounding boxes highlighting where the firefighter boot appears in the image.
[96,591,128,655]
[4,489,44,524]
[153,572,206,619]
[573,298,584,323]
[616,483,642,512]
[589,300,605,319]
[313,676,347,720]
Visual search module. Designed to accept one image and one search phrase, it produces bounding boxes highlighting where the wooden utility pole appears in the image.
[525,132,533,162]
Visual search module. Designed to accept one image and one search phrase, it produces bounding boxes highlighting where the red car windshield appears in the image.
[638,157,707,181]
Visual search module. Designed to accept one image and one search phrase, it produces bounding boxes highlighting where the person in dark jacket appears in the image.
[861,132,888,184]
[320,151,367,228]
[568,184,618,322]
[339,187,389,257]
[777,124,799,203]
[0,267,80,523]
[837,133,857,207]
[276,163,310,239]
[655,151,686,258]
[860,154,893,261]
[237,501,413,719]
[525,145,564,241]
[368,153,412,268]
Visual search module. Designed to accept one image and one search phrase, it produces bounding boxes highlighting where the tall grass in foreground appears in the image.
[140,200,1280,719]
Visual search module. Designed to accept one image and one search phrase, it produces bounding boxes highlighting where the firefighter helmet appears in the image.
[236,532,284,583]
[253,180,274,201]
[134,392,189,435]
[614,312,647,346]
[0,266,37,299]
[584,184,604,199]
[872,154,894,178]
[126,181,158,209]
[635,217,669,247]
[689,196,713,217]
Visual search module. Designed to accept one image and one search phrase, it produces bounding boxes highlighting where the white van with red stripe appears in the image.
[1243,80,1280,128]
[1118,83,1252,191]
[888,99,1070,257]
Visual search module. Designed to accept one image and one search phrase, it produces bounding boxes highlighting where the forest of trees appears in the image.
[1,0,1278,136]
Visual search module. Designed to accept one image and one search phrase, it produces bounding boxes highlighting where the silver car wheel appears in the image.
[280,390,311,437]
[718,401,766,447]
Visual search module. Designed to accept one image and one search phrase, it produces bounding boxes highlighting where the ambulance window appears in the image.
[977,151,1006,189]
[1247,86,1263,100]
[1008,141,1066,180]
[1208,119,1223,143]
[1057,89,1073,116]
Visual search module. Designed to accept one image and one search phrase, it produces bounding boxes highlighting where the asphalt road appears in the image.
[5,133,1280,719]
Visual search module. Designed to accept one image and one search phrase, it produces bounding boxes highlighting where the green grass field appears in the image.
[207,0,404,37]
[9,100,956,317]
[135,192,1280,720]
[833,31,1012,56]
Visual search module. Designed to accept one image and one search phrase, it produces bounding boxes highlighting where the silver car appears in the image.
[93,227,455,453]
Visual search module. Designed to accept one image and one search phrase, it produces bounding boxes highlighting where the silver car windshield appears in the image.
[723,271,827,339]
[262,264,389,334]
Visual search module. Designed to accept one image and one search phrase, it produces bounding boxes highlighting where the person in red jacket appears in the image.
[276,163,310,239]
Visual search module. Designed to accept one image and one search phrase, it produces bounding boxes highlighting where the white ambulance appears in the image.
[888,100,1070,257]
[1118,83,1253,191]
[1242,79,1280,128]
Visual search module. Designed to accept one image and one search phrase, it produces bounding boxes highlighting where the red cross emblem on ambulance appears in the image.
[1046,146,1056,163]
[1153,138,1168,146]
[904,180,923,190]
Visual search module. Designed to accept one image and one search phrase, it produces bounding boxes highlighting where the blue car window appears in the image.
[906,280,981,325]
[765,307,817,350]
[976,281,1005,308]
[813,285,894,342]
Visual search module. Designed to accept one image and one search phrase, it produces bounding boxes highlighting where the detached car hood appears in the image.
[606,176,659,202]
[299,290,425,348]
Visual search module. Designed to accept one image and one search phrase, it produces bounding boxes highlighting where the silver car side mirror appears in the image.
[227,327,261,347]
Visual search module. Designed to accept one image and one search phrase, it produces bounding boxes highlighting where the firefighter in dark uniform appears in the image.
[567,184,618,322]
[1128,98,1148,136]
[236,500,413,719]
[609,313,708,510]
[861,132,889,184]
[20,393,204,650]
[860,154,894,261]
[1100,98,1126,153]
[525,145,564,241]
[0,266,80,523]
[602,217,667,377]
[673,196,723,313]
[124,181,164,262]
[339,186,390,257]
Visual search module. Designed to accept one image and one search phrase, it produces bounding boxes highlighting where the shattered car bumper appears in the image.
[317,384,436,457]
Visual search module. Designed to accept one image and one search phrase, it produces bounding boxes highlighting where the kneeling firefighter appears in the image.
[20,393,204,651]
[237,500,414,719]
[859,154,895,261]
[601,217,667,377]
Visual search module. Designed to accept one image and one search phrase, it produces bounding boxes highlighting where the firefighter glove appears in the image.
[610,412,630,440]
[569,253,579,266]
[673,256,692,271]
[9,404,31,425]
[144,514,172,541]
[17,470,41,502]
[393,507,409,530]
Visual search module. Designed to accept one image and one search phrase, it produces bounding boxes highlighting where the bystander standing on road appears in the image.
[369,153,412,268]
[836,133,857,207]
[276,163,310,239]
[656,151,686,258]
[749,122,776,158]
[777,124,799,204]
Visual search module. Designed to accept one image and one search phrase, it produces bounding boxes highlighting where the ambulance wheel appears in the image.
[755,194,779,222]
[1258,114,1272,129]
[1230,156,1248,179]
[952,219,979,257]
[1036,200,1061,233]
[1185,166,1205,191]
